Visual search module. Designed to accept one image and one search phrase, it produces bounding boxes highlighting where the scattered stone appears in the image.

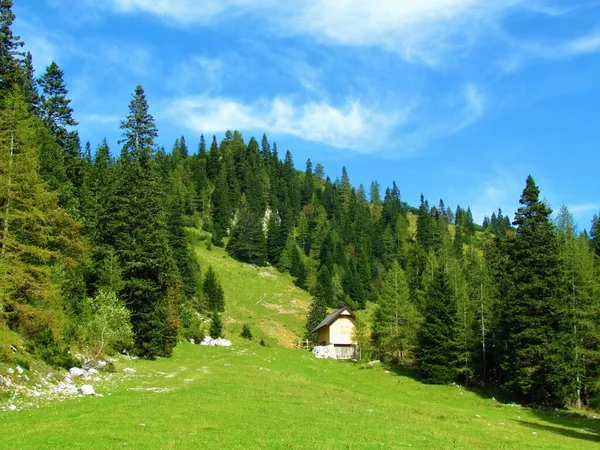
[8,405,16,411]
[80,385,95,396]
[69,367,86,377]
[96,360,107,369]
[189,338,195,344]
[200,336,232,347]
[123,367,135,373]
[312,345,337,359]
[97,394,104,398]
[532,432,537,435]
[16,366,24,375]
[10,345,17,353]
[368,360,380,366]
[87,368,99,375]
[7,368,14,375]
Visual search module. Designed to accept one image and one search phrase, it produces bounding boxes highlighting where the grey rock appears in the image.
[16,366,24,374]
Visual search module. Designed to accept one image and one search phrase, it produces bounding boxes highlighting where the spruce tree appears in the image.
[227,195,267,265]
[502,176,576,405]
[115,86,180,359]
[304,296,327,344]
[209,311,223,338]
[417,265,459,384]
[0,1,24,93]
[203,266,224,312]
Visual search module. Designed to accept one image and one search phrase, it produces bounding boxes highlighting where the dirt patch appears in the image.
[259,320,301,348]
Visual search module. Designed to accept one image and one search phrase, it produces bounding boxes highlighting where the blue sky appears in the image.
[16,0,600,230]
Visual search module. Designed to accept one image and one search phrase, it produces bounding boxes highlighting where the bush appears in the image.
[240,323,252,340]
[28,328,78,369]
[79,291,133,361]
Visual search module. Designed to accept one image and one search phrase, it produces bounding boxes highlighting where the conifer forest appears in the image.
[1,1,599,411]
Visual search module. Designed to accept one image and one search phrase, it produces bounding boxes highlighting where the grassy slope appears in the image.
[192,237,311,347]
[1,344,598,449]
[2,237,599,449]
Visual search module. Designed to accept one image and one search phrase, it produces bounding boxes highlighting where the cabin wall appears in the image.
[329,317,356,345]
[317,327,330,345]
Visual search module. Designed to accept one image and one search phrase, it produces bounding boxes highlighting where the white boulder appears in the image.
[312,345,338,359]
[87,368,99,375]
[69,367,86,377]
[123,367,135,373]
[80,385,95,396]
[16,366,24,374]
[200,336,232,347]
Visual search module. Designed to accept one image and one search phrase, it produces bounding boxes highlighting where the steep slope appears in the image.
[191,230,311,348]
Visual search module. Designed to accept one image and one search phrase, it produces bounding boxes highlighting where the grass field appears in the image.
[191,233,313,348]
[1,343,599,449]
[2,235,598,449]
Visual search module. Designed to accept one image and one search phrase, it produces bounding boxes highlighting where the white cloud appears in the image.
[567,203,600,215]
[98,0,540,66]
[163,95,405,152]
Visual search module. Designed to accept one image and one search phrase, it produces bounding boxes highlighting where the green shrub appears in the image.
[28,328,78,369]
[240,323,252,340]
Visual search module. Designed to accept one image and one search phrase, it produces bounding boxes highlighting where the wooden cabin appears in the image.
[312,306,357,359]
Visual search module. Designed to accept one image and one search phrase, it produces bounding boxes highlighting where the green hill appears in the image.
[192,230,311,347]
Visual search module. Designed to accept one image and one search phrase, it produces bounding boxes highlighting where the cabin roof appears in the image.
[311,306,356,333]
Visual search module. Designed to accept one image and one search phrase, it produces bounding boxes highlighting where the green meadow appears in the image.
[2,242,598,449]
[1,343,599,449]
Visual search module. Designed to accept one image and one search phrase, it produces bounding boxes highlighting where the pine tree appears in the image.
[37,62,78,148]
[373,261,421,361]
[227,195,267,265]
[115,86,180,359]
[417,265,459,384]
[304,296,327,344]
[240,323,252,340]
[209,311,223,338]
[203,266,224,312]
[0,1,24,93]
[502,176,576,405]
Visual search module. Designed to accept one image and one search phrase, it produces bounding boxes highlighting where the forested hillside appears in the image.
[1,0,599,410]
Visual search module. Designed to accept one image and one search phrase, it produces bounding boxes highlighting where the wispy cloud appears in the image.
[163,95,406,152]
[96,0,554,66]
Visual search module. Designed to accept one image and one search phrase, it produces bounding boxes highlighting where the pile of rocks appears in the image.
[199,336,232,347]
[312,344,338,359]
[1,358,136,412]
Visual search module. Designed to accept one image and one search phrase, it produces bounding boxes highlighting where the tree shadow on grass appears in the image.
[516,420,600,444]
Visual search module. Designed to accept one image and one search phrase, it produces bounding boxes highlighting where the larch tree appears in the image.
[372,261,421,361]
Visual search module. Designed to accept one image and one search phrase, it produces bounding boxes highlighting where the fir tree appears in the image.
[203,266,224,312]
[502,176,576,405]
[115,85,180,359]
[304,296,327,344]
[417,265,459,384]
[240,323,252,340]
[209,311,223,338]
[227,195,267,265]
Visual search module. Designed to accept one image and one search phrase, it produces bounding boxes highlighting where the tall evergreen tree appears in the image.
[502,176,576,405]
[0,1,24,93]
[417,265,459,384]
[372,261,421,361]
[227,195,267,265]
[114,86,180,359]
[203,266,224,312]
